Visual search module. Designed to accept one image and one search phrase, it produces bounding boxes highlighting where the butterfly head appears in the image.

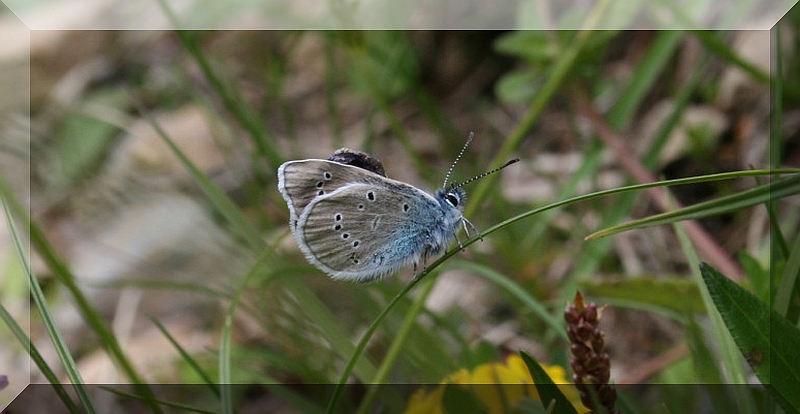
[436,187,466,211]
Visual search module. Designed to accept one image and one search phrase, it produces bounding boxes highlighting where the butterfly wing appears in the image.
[277,160,388,232]
[296,182,454,282]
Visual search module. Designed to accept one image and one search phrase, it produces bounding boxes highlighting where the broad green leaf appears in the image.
[700,263,800,413]
[57,104,120,186]
[519,352,579,414]
[493,31,556,64]
[581,277,705,314]
[494,69,546,105]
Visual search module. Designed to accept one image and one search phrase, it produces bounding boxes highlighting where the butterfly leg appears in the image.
[454,232,466,251]
[414,248,437,280]
[412,262,426,281]
[461,218,483,242]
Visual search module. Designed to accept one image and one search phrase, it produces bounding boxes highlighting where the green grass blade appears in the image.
[675,226,754,411]
[770,23,796,324]
[172,30,282,168]
[0,210,75,407]
[0,303,81,413]
[220,312,234,414]
[586,173,800,240]
[1,199,97,414]
[700,263,800,413]
[258,383,327,414]
[281,277,378,381]
[451,261,567,341]
[567,30,685,282]
[771,24,783,169]
[684,318,724,383]
[0,172,163,414]
[607,31,685,127]
[467,26,608,217]
[354,278,436,414]
[484,170,798,245]
[217,249,274,414]
[691,31,770,85]
[765,181,790,261]
[674,221,744,382]
[149,316,219,396]
[520,141,604,249]
[129,94,265,253]
[98,386,221,414]
[326,265,440,414]
[772,232,800,318]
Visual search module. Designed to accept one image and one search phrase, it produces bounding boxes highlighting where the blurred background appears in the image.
[1,2,799,413]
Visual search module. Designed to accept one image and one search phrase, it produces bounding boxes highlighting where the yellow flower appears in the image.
[404,355,588,414]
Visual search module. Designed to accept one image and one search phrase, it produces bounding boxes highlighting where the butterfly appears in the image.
[277,134,517,282]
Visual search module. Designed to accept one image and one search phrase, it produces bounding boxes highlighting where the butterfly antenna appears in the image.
[442,132,475,188]
[450,158,520,190]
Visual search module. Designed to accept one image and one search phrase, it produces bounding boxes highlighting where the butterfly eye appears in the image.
[445,192,460,207]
